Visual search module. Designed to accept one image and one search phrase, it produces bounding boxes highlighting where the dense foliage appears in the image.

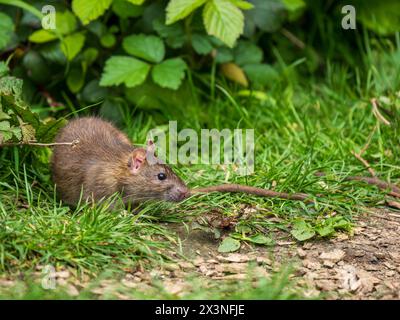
[0,0,399,142]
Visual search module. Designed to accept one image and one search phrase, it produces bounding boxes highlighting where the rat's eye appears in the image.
[157,173,167,181]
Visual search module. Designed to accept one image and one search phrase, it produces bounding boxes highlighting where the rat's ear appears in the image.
[128,148,146,174]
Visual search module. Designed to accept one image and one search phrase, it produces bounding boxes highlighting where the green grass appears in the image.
[1,35,400,299]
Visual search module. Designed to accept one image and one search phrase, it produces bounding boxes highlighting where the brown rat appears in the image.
[51,117,188,206]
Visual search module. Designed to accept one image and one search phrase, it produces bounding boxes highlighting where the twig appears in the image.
[371,98,390,126]
[191,184,314,203]
[351,150,376,177]
[280,28,305,49]
[344,176,400,198]
[0,139,79,148]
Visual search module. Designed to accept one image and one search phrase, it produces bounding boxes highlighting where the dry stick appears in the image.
[351,150,376,177]
[0,139,79,148]
[371,98,391,126]
[191,184,314,204]
[344,176,400,198]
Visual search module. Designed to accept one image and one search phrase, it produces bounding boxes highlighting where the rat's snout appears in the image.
[169,185,189,202]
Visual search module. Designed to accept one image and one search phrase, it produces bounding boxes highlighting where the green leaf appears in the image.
[247,234,274,245]
[82,80,108,103]
[28,10,77,43]
[100,56,150,88]
[218,237,241,253]
[243,63,279,87]
[151,58,186,90]
[191,34,213,55]
[291,220,315,241]
[67,67,85,93]
[244,0,285,32]
[0,62,9,77]
[61,32,86,61]
[166,0,207,24]
[230,0,254,10]
[215,47,234,63]
[0,13,14,50]
[82,48,99,66]
[112,0,144,18]
[72,0,113,25]
[122,34,165,63]
[22,51,51,84]
[203,0,244,48]
[153,18,186,48]
[282,0,306,12]
[126,0,145,4]
[28,30,58,43]
[234,40,263,66]
[100,33,116,48]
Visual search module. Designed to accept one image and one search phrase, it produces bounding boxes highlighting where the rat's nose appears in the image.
[176,186,189,200]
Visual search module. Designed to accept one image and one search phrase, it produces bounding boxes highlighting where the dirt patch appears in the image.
[167,209,400,299]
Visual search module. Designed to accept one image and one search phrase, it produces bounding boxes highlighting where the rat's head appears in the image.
[121,142,188,203]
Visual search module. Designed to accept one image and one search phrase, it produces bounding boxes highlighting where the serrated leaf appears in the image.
[152,58,186,90]
[203,0,244,48]
[100,56,150,88]
[192,34,213,55]
[220,62,248,86]
[218,237,241,253]
[166,0,207,24]
[123,34,165,63]
[61,32,86,61]
[244,0,285,32]
[72,0,112,25]
[0,13,14,50]
[291,220,315,241]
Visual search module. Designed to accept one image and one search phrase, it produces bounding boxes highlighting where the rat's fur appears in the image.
[51,117,188,206]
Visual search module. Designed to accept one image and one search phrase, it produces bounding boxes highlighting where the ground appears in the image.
[2,207,399,299]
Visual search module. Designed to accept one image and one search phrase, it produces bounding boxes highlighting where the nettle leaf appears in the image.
[191,34,213,55]
[166,0,207,24]
[61,32,86,61]
[218,237,241,253]
[72,0,113,25]
[291,220,315,241]
[29,10,77,43]
[123,34,165,63]
[203,0,244,48]
[100,56,150,88]
[151,58,187,90]
[0,13,14,50]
